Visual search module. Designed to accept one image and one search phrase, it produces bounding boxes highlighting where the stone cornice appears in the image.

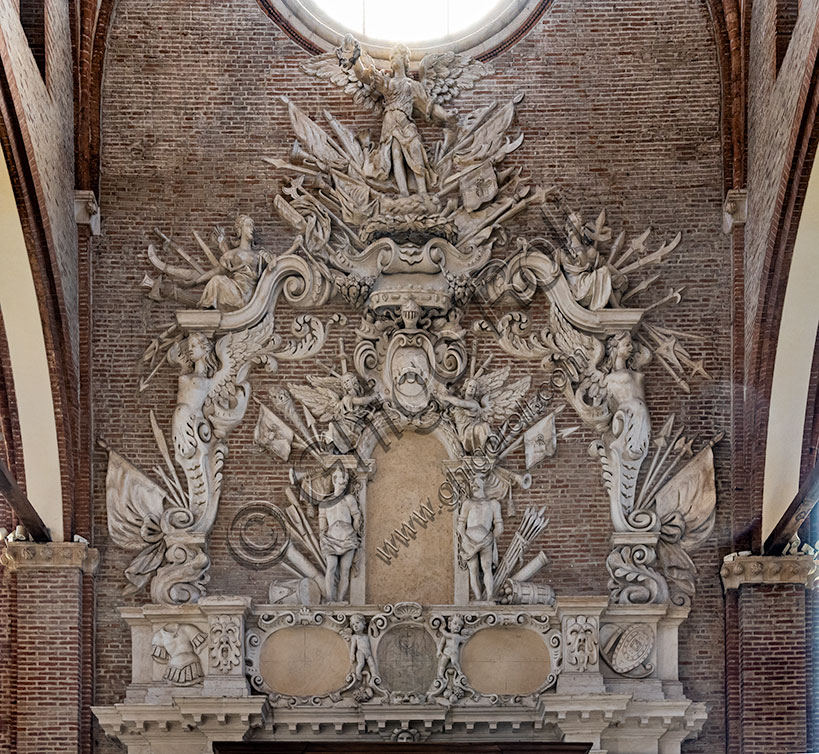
[720,554,818,591]
[0,542,100,574]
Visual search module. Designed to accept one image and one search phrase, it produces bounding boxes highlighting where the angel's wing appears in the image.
[655,445,717,551]
[105,449,166,550]
[288,378,343,423]
[418,51,493,105]
[301,49,382,113]
[482,374,532,426]
[544,308,605,381]
[204,319,276,439]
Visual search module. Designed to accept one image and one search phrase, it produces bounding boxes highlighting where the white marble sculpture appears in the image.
[145,215,267,310]
[106,33,718,620]
[318,467,362,602]
[96,34,723,754]
[457,472,503,601]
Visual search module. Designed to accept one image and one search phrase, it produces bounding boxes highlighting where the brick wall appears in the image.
[745,0,819,348]
[807,588,819,751]
[736,583,808,754]
[93,1,731,751]
[16,566,84,753]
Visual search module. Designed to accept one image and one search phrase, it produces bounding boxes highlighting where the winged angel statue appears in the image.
[303,35,490,195]
[440,361,530,454]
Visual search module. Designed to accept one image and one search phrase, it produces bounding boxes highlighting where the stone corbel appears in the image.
[74,189,101,235]
[721,188,747,234]
[0,541,100,574]
[719,553,818,590]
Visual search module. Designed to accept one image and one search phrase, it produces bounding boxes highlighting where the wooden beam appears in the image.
[764,460,819,554]
[0,456,51,542]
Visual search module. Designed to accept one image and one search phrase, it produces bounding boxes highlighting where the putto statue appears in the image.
[440,358,531,455]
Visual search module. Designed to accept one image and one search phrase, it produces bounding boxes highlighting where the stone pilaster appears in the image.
[721,554,816,753]
[0,542,98,754]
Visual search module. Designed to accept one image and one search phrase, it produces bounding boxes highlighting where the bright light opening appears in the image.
[308,0,508,44]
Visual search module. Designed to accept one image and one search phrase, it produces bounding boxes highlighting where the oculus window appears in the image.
[258,0,552,60]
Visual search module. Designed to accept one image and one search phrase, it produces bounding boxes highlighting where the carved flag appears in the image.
[459,161,499,212]
[254,403,295,461]
[524,412,558,469]
[654,445,717,550]
[105,450,166,550]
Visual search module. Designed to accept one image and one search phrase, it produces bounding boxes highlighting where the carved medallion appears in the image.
[376,624,438,694]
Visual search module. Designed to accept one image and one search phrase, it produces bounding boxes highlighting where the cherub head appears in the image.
[390,44,410,77]
[448,615,464,633]
[350,614,367,634]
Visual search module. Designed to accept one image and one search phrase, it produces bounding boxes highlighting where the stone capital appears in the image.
[720,554,818,591]
[0,541,100,574]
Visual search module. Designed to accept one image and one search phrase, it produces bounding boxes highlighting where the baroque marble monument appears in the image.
[96,36,720,754]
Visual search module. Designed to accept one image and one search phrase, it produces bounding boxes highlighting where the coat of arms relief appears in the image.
[98,37,717,749]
